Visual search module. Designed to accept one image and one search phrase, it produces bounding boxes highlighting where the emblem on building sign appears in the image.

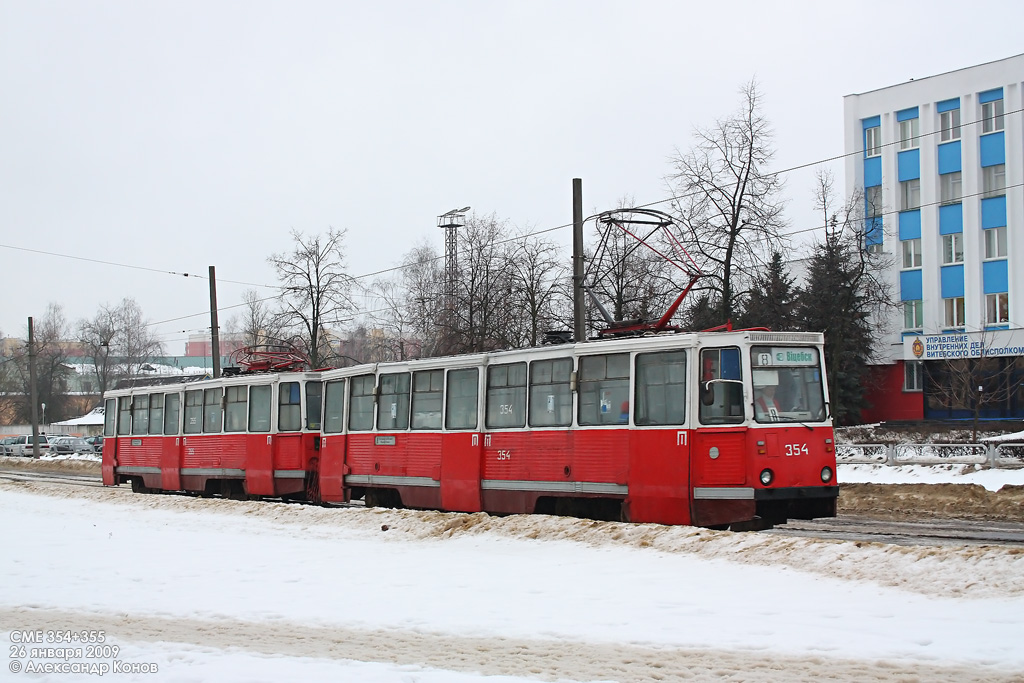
[912,338,924,358]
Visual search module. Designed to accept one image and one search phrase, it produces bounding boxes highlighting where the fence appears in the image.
[837,442,1024,469]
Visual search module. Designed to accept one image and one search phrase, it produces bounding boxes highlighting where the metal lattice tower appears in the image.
[437,207,469,300]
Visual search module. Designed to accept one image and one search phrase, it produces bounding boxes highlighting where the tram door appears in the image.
[318,379,348,503]
[440,367,483,512]
[244,384,276,496]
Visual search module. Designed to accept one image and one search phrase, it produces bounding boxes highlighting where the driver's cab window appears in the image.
[698,347,743,424]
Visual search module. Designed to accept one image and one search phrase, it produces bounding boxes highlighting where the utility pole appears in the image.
[28,317,40,457]
[438,206,470,346]
[572,178,585,342]
[209,265,221,378]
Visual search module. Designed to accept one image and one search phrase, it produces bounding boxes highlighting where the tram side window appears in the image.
[225,385,248,432]
[486,362,526,428]
[412,370,443,430]
[148,394,164,435]
[104,398,116,437]
[579,353,630,426]
[118,397,132,435]
[183,390,203,434]
[349,374,376,431]
[378,372,411,430]
[163,393,180,435]
[279,382,302,432]
[446,368,479,430]
[323,380,345,434]
[131,395,149,435]
[248,385,271,433]
[635,350,687,425]
[529,358,572,427]
[203,387,223,433]
[698,348,744,424]
[306,381,323,430]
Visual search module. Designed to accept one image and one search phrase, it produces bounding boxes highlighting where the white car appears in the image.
[7,434,52,457]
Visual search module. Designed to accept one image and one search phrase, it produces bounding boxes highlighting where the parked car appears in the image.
[7,434,52,457]
[49,436,94,456]
[0,436,19,456]
[85,435,104,453]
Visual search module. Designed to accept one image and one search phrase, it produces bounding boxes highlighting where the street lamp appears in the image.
[41,402,46,427]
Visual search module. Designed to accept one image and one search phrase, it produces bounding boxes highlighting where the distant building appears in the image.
[844,54,1023,421]
[184,333,248,358]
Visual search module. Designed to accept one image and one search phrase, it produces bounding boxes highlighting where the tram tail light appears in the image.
[759,468,774,486]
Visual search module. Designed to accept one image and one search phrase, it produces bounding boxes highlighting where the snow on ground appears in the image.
[838,462,1024,491]
[2,483,1024,681]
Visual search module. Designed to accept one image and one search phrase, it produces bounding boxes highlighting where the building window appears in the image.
[940,172,962,205]
[986,293,1009,325]
[899,118,919,150]
[865,186,883,217]
[903,361,923,392]
[939,109,961,141]
[941,233,963,264]
[982,99,1004,134]
[903,300,923,330]
[944,297,965,328]
[865,125,881,157]
[984,226,1007,259]
[901,239,922,269]
[900,179,920,211]
[983,164,1006,198]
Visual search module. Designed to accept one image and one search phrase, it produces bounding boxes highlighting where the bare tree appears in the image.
[225,289,283,349]
[925,326,1020,441]
[11,303,73,423]
[667,80,787,323]
[505,232,569,347]
[79,298,163,401]
[268,228,353,368]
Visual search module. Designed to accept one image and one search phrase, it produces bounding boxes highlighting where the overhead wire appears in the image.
[6,106,1018,333]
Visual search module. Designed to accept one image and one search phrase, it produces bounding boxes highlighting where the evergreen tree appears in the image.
[738,251,797,330]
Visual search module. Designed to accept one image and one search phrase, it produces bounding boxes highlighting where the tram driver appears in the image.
[753,370,783,422]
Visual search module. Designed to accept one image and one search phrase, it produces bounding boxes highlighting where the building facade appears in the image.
[843,54,1023,421]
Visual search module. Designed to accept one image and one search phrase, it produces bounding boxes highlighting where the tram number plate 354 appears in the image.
[784,443,809,457]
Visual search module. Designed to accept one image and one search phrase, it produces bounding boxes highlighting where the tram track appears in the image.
[4,466,1024,546]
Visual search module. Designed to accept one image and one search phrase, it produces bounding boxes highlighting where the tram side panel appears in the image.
[245,432,275,496]
[439,431,483,512]
[625,428,690,525]
[319,433,348,503]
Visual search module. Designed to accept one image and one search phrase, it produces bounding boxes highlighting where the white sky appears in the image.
[3,1,1023,354]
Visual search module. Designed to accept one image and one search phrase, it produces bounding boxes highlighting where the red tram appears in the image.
[102,330,838,528]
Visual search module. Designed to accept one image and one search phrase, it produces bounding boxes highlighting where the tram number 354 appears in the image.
[496,450,512,461]
[784,443,809,457]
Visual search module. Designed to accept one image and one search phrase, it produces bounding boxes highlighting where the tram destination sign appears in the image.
[902,329,1024,360]
[752,347,819,366]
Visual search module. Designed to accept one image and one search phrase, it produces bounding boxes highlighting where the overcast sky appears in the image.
[2,1,1022,353]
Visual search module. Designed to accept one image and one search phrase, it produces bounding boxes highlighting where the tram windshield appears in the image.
[750,346,826,423]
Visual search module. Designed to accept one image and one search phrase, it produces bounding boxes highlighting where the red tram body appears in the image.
[103,330,838,528]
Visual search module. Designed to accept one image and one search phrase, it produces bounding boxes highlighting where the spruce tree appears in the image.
[738,251,797,330]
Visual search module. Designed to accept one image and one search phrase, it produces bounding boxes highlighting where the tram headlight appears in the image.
[759,468,774,486]
[821,466,833,483]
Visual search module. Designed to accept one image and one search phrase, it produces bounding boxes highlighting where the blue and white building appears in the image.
[843,54,1023,421]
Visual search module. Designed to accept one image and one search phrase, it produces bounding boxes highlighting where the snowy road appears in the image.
[2,480,1024,681]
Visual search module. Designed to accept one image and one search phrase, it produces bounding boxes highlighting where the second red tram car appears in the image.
[102,330,838,529]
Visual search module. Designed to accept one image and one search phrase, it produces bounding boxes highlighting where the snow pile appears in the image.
[839,462,1024,492]
[2,482,1024,681]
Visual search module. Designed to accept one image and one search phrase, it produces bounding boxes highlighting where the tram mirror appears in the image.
[700,381,715,406]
